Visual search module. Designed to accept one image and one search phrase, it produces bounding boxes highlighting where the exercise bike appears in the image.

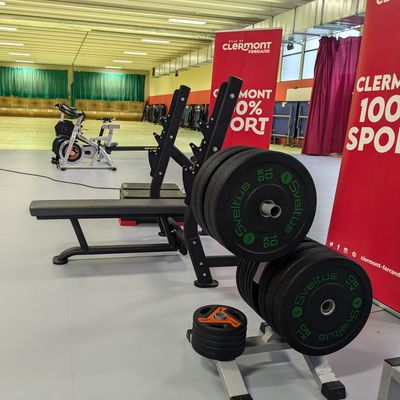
[51,104,120,171]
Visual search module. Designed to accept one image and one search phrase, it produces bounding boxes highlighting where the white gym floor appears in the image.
[0,149,399,400]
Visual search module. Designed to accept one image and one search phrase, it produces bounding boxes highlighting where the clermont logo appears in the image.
[222,39,272,54]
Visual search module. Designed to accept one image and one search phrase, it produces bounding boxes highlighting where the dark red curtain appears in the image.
[302,36,361,155]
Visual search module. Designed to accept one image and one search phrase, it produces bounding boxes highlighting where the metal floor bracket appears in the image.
[188,323,346,400]
[378,358,400,400]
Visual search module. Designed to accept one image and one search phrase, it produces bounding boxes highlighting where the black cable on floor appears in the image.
[0,168,119,191]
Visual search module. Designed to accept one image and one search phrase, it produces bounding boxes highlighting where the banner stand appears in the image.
[210,28,282,149]
[327,0,400,316]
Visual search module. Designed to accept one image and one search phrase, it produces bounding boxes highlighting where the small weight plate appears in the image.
[191,305,248,361]
[193,305,247,335]
[274,249,373,356]
[191,147,250,232]
[191,336,246,361]
[207,150,317,261]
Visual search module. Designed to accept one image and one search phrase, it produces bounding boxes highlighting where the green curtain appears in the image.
[73,71,145,102]
[0,67,68,98]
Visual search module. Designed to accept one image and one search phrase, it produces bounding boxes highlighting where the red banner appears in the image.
[210,29,282,148]
[327,0,400,313]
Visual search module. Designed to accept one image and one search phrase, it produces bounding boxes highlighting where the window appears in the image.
[278,30,362,82]
[302,50,318,79]
[283,42,303,56]
[305,38,320,51]
[280,42,303,82]
[281,53,302,81]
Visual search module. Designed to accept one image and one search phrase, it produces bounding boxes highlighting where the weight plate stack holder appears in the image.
[173,79,353,400]
[185,152,349,400]
[187,319,347,400]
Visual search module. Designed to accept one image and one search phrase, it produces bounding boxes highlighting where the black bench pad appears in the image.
[30,199,187,219]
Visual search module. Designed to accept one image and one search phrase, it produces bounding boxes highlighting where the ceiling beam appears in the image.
[0,15,215,41]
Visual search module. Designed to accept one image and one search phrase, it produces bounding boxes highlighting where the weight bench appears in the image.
[30,198,187,265]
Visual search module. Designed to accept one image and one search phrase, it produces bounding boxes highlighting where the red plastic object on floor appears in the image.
[119,219,138,227]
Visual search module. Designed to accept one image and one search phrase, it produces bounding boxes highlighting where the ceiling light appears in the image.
[169,18,206,25]
[9,52,30,56]
[16,60,34,63]
[0,42,24,46]
[113,60,132,63]
[0,27,17,31]
[195,1,262,11]
[142,39,170,44]
[105,66,122,69]
[124,51,148,55]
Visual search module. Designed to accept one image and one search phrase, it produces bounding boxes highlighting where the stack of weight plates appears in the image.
[191,305,247,361]
[191,147,317,261]
[236,240,373,356]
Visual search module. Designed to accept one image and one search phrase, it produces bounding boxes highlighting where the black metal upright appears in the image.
[178,76,243,288]
[148,86,190,199]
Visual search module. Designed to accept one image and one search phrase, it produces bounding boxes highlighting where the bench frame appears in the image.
[51,216,187,265]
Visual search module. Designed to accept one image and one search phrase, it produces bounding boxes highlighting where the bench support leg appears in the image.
[52,218,182,265]
[71,219,89,251]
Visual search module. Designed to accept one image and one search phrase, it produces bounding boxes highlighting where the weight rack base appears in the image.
[187,323,346,400]
[194,279,219,288]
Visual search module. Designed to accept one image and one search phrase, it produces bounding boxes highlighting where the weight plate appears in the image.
[236,258,248,302]
[259,241,324,330]
[193,305,247,335]
[207,150,317,261]
[241,259,252,306]
[243,260,254,309]
[245,261,261,313]
[236,259,264,316]
[204,148,265,244]
[274,249,373,356]
[247,261,267,316]
[191,336,246,362]
[191,305,248,361]
[271,247,332,334]
[191,146,250,232]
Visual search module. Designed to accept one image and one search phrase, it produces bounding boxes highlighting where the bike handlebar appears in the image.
[55,103,86,120]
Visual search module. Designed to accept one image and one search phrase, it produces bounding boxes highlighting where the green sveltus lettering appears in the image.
[280,172,304,235]
[230,182,252,240]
